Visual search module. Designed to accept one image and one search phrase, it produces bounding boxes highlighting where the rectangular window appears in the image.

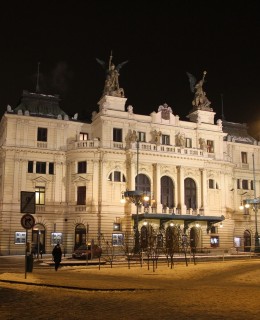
[185,138,192,148]
[112,233,124,246]
[113,128,122,142]
[242,180,248,189]
[79,132,88,141]
[15,232,26,244]
[28,161,33,173]
[138,132,146,142]
[162,134,170,145]
[78,161,87,174]
[36,162,46,174]
[251,180,254,190]
[37,127,47,142]
[209,179,214,189]
[51,232,63,245]
[207,140,214,153]
[49,162,54,175]
[35,187,45,205]
[237,179,240,189]
[77,186,86,205]
[241,152,247,164]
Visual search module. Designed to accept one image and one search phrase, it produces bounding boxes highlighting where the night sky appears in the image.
[1,1,260,137]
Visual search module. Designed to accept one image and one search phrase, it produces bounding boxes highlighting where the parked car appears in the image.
[72,244,102,259]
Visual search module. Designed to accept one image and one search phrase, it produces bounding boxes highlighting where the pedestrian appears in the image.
[52,243,62,271]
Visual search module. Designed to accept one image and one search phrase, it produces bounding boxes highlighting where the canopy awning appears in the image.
[132,213,225,232]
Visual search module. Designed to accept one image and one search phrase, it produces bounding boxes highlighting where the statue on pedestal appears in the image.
[96,52,128,98]
[186,71,211,110]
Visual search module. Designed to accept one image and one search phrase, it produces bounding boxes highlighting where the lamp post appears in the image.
[252,154,259,252]
[242,154,260,253]
[121,140,150,253]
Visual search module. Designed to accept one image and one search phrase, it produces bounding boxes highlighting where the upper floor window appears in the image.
[35,187,45,205]
[162,134,170,145]
[251,180,254,190]
[49,162,54,175]
[77,186,86,205]
[185,138,192,148]
[209,179,214,189]
[36,162,46,174]
[78,161,87,174]
[28,161,54,174]
[108,171,126,182]
[28,161,33,173]
[138,132,146,142]
[207,140,214,153]
[113,128,122,142]
[241,152,247,164]
[242,180,248,190]
[80,132,88,141]
[208,179,219,189]
[237,179,241,189]
[37,128,47,142]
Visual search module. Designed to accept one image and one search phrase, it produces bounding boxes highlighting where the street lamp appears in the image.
[241,154,260,253]
[123,190,150,253]
[121,140,150,253]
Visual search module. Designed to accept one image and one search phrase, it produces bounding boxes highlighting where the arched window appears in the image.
[135,174,150,193]
[161,176,174,208]
[184,178,197,210]
[108,171,126,182]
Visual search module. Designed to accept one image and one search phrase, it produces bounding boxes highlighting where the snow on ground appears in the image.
[0,258,259,320]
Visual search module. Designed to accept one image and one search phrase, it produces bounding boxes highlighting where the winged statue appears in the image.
[186,71,211,109]
[96,52,128,98]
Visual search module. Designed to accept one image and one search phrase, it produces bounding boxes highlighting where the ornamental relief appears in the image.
[183,168,200,178]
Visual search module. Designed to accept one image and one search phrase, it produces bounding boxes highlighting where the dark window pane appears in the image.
[114,171,121,182]
[209,179,214,189]
[77,186,86,205]
[113,128,122,142]
[49,162,54,174]
[37,128,47,142]
[28,161,33,173]
[78,161,87,174]
[36,162,46,174]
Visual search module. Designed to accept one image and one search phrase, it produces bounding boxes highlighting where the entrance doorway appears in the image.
[243,230,251,252]
[75,224,86,250]
[32,224,45,257]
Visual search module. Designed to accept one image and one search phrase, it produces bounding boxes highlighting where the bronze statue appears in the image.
[186,71,211,109]
[96,52,128,98]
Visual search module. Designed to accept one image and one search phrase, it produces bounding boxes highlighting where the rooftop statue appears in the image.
[96,52,128,98]
[186,71,211,110]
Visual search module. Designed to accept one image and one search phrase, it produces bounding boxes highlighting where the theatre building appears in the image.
[0,70,259,256]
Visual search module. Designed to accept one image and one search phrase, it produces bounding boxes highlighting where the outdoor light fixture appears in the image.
[239,154,260,253]
[120,192,126,204]
[121,140,151,253]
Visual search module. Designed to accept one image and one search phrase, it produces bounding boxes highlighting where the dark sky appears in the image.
[1,0,260,136]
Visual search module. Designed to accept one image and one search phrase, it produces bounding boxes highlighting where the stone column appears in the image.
[177,166,185,213]
[153,163,162,213]
[200,168,207,214]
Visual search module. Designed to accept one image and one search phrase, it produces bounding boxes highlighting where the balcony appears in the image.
[68,139,210,159]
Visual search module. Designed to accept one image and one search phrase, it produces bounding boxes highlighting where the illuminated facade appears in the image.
[0,89,259,255]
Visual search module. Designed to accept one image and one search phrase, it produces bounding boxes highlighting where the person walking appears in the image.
[52,243,62,271]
